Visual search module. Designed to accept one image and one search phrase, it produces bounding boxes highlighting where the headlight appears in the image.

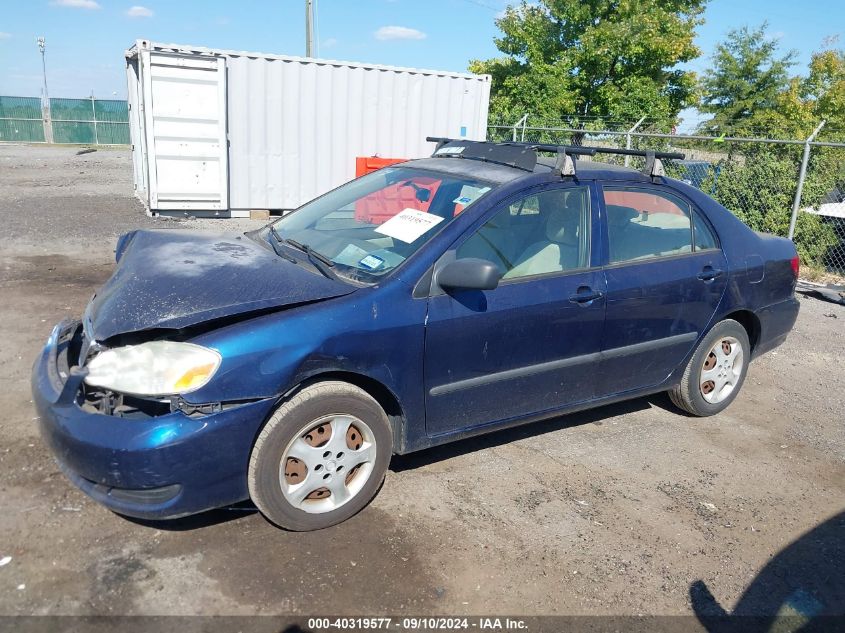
[84,341,222,396]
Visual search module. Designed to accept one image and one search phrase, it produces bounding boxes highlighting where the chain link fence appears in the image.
[0,95,129,145]
[489,119,845,281]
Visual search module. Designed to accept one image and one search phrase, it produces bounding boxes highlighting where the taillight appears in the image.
[790,255,800,279]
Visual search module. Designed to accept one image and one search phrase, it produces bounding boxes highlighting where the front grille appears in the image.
[81,387,171,419]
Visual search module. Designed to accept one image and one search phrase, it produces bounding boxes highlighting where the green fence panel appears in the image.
[52,121,96,144]
[50,97,129,144]
[95,121,130,144]
[0,96,45,142]
[0,95,42,119]
[0,118,46,142]
[2,95,130,145]
[94,99,129,123]
[50,97,95,122]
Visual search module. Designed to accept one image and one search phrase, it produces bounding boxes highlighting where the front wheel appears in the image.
[668,319,750,417]
[248,381,392,531]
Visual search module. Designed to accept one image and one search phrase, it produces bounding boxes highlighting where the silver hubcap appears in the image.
[700,336,744,404]
[279,414,376,514]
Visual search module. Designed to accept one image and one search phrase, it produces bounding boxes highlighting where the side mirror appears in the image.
[437,258,502,291]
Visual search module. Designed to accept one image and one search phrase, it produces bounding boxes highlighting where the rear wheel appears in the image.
[248,381,392,531]
[669,319,750,417]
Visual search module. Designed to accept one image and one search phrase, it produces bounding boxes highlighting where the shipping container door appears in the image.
[141,52,228,211]
[125,58,148,200]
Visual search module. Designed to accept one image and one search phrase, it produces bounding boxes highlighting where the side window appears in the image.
[456,187,591,280]
[604,188,693,264]
[508,195,540,216]
[693,212,718,250]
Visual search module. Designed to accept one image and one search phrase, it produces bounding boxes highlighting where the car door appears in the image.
[423,183,606,438]
[597,184,728,397]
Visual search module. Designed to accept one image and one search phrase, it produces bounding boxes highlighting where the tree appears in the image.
[470,0,706,126]
[755,48,845,139]
[741,47,845,220]
[699,23,796,136]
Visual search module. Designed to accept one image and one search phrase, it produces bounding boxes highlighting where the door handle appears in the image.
[697,267,724,282]
[569,286,604,304]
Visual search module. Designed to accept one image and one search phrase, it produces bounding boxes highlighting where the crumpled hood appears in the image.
[85,229,355,341]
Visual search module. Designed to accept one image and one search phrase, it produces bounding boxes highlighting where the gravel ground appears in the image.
[0,144,843,624]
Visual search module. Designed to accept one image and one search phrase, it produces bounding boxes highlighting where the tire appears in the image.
[668,319,750,417]
[248,381,393,531]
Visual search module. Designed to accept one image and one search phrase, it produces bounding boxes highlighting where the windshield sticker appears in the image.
[358,254,385,270]
[453,185,491,206]
[333,243,370,266]
[375,208,445,244]
[434,146,465,156]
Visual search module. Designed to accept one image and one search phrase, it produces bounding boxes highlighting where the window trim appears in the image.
[448,182,595,286]
[602,249,718,270]
[600,184,722,267]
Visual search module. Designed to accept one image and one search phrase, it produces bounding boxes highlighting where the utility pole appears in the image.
[36,36,53,143]
[305,0,314,57]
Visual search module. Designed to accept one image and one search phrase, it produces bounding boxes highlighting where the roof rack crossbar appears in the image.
[588,147,685,160]
[426,136,452,151]
[583,146,683,178]
[499,141,597,156]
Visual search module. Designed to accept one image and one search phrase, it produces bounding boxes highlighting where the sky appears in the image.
[0,0,841,127]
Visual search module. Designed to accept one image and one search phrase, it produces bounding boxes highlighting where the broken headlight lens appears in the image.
[83,341,222,397]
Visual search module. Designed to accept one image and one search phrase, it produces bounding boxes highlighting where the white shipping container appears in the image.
[125,40,491,217]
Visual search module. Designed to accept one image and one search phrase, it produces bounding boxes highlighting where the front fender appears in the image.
[182,286,428,453]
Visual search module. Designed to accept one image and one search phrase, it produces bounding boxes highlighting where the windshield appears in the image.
[267,166,494,283]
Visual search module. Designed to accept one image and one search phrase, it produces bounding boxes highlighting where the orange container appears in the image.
[355,177,442,225]
[355,156,407,177]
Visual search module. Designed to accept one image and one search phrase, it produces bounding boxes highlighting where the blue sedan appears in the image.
[32,139,800,530]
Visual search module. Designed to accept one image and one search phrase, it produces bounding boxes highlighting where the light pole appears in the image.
[305,0,314,57]
[36,36,53,143]
[37,37,49,102]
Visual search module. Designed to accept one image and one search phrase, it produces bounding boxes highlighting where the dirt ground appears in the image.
[0,145,843,624]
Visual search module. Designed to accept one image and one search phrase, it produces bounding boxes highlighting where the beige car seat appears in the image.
[504,191,583,278]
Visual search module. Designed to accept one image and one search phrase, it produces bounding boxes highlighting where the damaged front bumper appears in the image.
[31,320,277,520]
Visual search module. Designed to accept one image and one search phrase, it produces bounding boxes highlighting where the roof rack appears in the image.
[426,137,596,177]
[505,142,685,178]
[425,138,685,179]
[498,141,597,177]
[589,147,685,178]
[426,137,537,172]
